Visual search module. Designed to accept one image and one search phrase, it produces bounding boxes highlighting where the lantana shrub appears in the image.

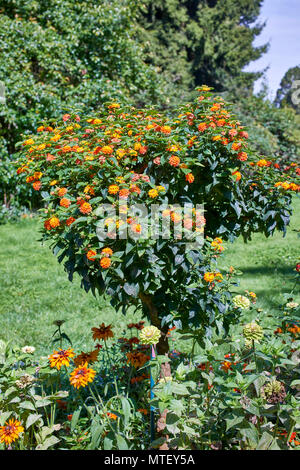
[15,87,300,352]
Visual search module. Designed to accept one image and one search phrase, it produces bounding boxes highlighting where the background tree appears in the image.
[0,0,163,210]
[137,0,268,101]
[275,66,300,113]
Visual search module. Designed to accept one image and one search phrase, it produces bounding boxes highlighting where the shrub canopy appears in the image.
[15,87,300,350]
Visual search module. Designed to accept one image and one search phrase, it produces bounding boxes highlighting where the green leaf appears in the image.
[71,406,82,432]
[26,413,43,429]
[20,401,36,411]
[256,431,274,450]
[36,435,60,450]
[116,434,129,450]
[0,411,12,425]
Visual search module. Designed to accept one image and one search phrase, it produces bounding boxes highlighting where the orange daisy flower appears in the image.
[126,351,150,369]
[74,350,99,366]
[69,362,96,389]
[48,348,75,370]
[92,323,114,341]
[0,419,24,446]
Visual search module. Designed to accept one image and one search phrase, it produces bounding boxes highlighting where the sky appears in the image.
[245,0,300,99]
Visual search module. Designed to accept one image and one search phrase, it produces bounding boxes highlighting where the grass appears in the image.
[221,196,300,313]
[0,197,299,354]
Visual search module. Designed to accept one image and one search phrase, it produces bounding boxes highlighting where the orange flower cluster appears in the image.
[274,181,300,192]
[211,237,224,253]
[16,86,299,288]
[275,324,300,337]
[203,271,223,283]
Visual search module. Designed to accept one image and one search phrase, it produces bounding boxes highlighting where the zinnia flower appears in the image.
[48,348,75,370]
[243,322,263,343]
[232,295,251,310]
[74,350,99,366]
[126,351,150,369]
[70,362,96,389]
[92,323,114,341]
[0,419,24,446]
[261,379,286,404]
[21,345,35,354]
[139,325,161,345]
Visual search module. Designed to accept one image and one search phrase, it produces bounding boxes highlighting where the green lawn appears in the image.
[0,198,299,354]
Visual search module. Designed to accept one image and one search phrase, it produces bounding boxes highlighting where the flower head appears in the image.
[21,345,35,354]
[261,379,286,404]
[232,295,251,310]
[74,350,99,366]
[286,302,299,309]
[139,325,161,345]
[92,323,114,341]
[70,362,96,389]
[0,419,24,446]
[48,348,75,370]
[126,351,150,369]
[243,322,263,343]
[15,373,36,389]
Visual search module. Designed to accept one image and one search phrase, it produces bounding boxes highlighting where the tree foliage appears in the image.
[0,0,163,207]
[15,88,299,351]
[275,66,300,114]
[137,0,268,101]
